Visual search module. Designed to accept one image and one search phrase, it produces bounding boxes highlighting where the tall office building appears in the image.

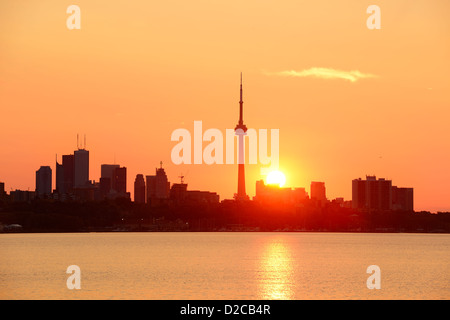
[101,164,120,184]
[146,162,170,203]
[100,164,128,197]
[36,166,52,197]
[392,186,414,211]
[62,154,74,194]
[55,157,64,194]
[113,167,127,194]
[310,182,327,203]
[352,178,366,209]
[352,176,392,211]
[134,174,146,203]
[74,148,89,188]
[100,164,119,198]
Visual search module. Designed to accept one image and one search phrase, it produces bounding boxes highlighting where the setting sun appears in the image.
[266,171,286,188]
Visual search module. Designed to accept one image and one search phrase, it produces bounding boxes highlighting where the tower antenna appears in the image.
[84,134,86,149]
[234,73,249,201]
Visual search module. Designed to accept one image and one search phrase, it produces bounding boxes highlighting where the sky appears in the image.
[1,0,449,212]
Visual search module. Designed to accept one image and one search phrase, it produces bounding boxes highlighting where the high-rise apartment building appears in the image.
[134,174,146,203]
[36,166,52,197]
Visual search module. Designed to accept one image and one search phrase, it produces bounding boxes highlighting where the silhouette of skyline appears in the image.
[0,76,417,212]
[0,73,438,214]
[1,2,449,212]
[0,129,417,214]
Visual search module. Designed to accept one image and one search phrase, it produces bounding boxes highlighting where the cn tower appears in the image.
[234,73,249,201]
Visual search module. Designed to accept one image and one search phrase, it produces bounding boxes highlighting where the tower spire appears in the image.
[235,73,247,132]
[239,72,243,125]
[234,73,249,201]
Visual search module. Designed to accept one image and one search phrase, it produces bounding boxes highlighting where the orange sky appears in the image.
[1,1,449,212]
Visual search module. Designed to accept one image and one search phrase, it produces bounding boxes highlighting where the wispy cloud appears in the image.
[264,68,378,82]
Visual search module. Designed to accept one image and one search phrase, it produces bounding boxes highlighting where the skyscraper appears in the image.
[234,73,249,201]
[62,154,74,194]
[113,166,127,194]
[101,164,120,183]
[352,176,392,211]
[101,164,119,196]
[310,182,327,203]
[134,174,146,203]
[56,156,64,194]
[36,166,52,198]
[100,164,128,198]
[392,186,414,211]
[146,162,170,204]
[74,148,89,188]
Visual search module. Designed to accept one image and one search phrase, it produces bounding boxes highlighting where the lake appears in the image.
[0,232,448,299]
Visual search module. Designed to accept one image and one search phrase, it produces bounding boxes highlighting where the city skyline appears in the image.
[0,92,436,211]
[1,1,449,212]
[0,129,417,216]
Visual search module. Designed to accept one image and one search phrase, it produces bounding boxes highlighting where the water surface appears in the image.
[0,232,448,299]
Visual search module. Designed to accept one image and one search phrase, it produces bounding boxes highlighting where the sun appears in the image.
[266,171,286,188]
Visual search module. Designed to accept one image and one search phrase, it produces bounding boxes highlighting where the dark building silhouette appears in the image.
[74,148,89,188]
[170,182,219,205]
[146,162,170,205]
[392,186,414,211]
[100,164,119,198]
[99,164,128,199]
[73,185,95,202]
[310,182,326,201]
[112,167,127,194]
[55,158,64,194]
[101,165,119,184]
[62,154,74,194]
[352,178,366,209]
[352,176,393,211]
[254,179,308,205]
[170,182,188,204]
[0,182,6,200]
[99,177,111,199]
[134,174,146,203]
[185,190,219,204]
[36,166,52,198]
[10,190,35,202]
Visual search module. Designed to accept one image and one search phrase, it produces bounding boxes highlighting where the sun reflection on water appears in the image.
[258,237,295,300]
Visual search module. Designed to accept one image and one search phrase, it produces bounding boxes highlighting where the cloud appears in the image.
[264,68,378,82]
